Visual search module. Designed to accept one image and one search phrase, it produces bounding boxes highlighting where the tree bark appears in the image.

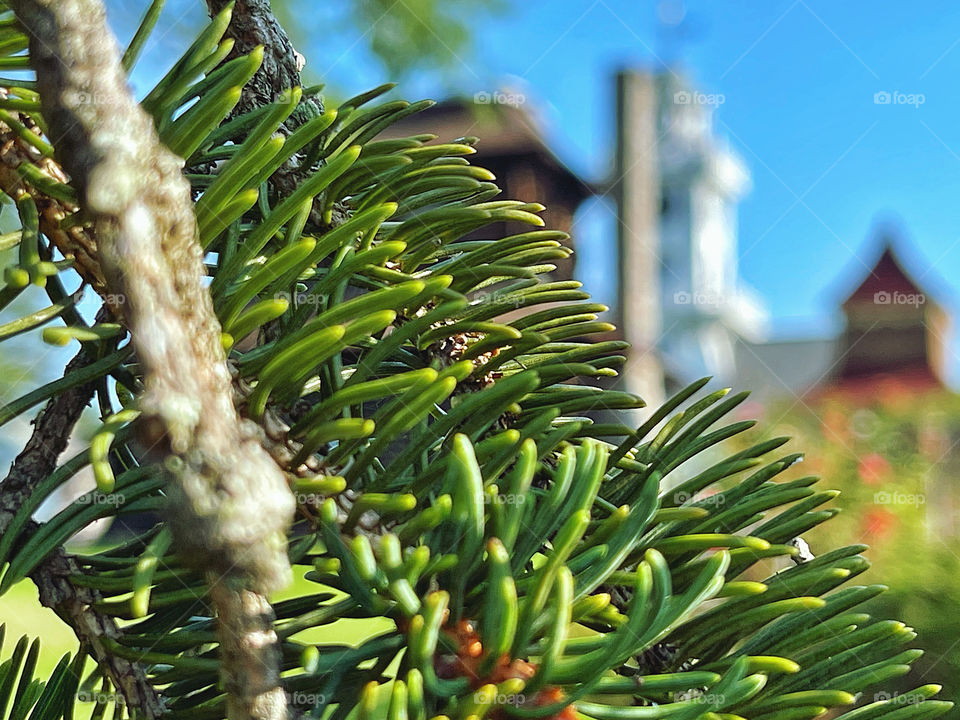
[205,0,317,122]
[202,0,345,228]
[10,2,296,718]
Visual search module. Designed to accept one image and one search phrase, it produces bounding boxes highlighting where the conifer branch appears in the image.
[0,4,949,720]
[202,0,347,228]
[205,0,316,121]
[0,322,165,719]
[10,1,295,718]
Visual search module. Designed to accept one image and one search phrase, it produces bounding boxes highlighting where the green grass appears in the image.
[0,578,79,678]
[0,562,390,682]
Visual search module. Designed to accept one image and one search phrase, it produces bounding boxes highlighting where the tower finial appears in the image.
[655,0,689,68]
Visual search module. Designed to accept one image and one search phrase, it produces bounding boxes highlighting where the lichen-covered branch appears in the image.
[208,576,286,720]
[10,1,295,718]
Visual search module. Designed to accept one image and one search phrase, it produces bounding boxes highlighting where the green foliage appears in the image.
[0,4,953,720]
[741,391,960,709]
[274,0,506,84]
[0,628,83,720]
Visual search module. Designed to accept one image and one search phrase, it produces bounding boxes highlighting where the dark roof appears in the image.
[381,98,595,202]
[841,242,937,308]
[831,230,950,311]
[828,236,950,391]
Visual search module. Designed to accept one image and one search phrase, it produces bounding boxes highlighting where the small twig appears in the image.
[202,0,346,229]
[0,320,166,720]
[205,0,316,121]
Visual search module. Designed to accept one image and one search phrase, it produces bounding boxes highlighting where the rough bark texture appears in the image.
[209,576,287,720]
[202,0,346,229]
[205,0,315,121]
[10,1,295,718]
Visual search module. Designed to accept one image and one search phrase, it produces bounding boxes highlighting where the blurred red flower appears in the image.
[860,508,897,538]
[858,452,891,486]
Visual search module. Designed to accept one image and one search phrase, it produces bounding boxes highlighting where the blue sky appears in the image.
[109,0,960,344]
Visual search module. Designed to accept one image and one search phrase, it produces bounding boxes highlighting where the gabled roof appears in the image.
[827,233,950,393]
[837,235,945,310]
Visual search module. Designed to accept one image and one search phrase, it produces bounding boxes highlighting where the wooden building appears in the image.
[382,98,593,281]
[825,243,949,398]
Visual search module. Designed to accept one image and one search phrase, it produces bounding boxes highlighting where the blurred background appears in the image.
[4,0,960,709]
